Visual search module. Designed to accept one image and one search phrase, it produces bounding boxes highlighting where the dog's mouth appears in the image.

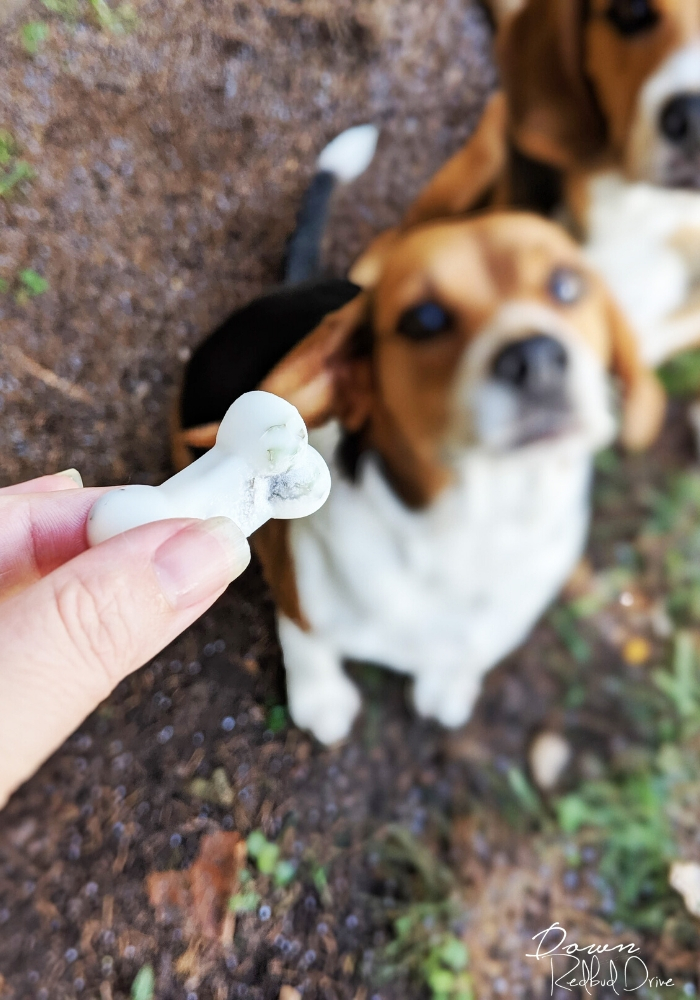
[472,378,579,451]
[660,149,700,190]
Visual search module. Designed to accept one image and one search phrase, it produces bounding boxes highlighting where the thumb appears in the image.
[0,516,250,807]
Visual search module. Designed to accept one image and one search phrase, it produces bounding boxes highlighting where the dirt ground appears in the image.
[1,3,700,1000]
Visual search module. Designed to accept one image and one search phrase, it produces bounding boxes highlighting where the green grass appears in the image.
[38,0,137,32]
[556,767,678,931]
[21,21,50,54]
[41,0,80,18]
[658,349,700,398]
[88,0,137,32]
[0,130,34,200]
[377,903,472,1000]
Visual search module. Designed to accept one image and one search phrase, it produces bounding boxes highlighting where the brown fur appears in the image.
[255,212,665,626]
[496,0,699,171]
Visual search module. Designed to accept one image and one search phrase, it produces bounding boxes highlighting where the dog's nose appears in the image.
[660,93,700,150]
[492,334,568,394]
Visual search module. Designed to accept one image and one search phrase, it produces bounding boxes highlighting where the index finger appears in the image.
[0,487,112,599]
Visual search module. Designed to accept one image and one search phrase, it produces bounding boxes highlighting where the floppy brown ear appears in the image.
[497,0,606,169]
[400,91,509,228]
[348,227,400,288]
[606,294,666,451]
[260,291,373,432]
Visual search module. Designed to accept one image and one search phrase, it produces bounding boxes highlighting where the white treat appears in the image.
[87,391,331,546]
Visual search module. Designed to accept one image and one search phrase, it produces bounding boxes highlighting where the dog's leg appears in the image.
[412,661,484,730]
[278,614,361,745]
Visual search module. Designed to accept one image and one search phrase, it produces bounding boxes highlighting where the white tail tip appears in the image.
[316,124,379,183]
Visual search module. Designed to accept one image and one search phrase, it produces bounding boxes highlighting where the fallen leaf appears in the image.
[188,767,235,807]
[146,830,246,941]
[622,636,651,665]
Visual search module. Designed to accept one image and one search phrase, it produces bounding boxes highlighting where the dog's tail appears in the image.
[283,124,379,286]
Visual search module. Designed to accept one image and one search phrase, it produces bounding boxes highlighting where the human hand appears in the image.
[0,471,250,809]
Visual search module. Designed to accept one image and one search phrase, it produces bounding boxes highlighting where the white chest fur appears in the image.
[288,425,592,685]
[582,171,700,366]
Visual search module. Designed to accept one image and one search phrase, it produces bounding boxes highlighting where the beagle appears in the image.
[494,0,700,367]
[365,0,700,367]
[176,208,663,744]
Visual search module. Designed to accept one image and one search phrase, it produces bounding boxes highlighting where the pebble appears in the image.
[279,988,302,1000]
[529,731,572,791]
[157,726,174,744]
[221,716,235,732]
[670,861,700,916]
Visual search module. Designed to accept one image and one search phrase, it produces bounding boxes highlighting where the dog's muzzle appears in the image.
[484,332,573,447]
[659,92,700,187]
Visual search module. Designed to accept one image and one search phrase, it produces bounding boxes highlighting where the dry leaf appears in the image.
[146,831,246,941]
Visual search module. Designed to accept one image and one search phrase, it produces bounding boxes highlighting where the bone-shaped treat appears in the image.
[87,391,331,546]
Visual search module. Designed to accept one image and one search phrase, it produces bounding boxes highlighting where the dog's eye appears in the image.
[397,301,453,341]
[605,0,659,35]
[549,267,585,306]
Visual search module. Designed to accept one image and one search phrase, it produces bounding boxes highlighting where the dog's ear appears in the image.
[260,292,374,432]
[498,0,607,169]
[400,91,509,228]
[606,292,666,451]
[349,227,400,288]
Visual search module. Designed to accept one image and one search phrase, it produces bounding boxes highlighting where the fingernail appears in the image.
[56,468,83,487]
[153,516,251,610]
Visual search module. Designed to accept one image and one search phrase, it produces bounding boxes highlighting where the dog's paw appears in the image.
[412,672,480,729]
[287,673,362,745]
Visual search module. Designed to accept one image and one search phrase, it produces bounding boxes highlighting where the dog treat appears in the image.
[87,391,331,546]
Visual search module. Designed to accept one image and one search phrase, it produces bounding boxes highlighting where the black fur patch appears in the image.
[180,278,361,430]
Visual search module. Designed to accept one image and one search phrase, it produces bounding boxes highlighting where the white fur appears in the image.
[582,171,700,366]
[88,392,331,545]
[280,308,615,743]
[628,41,700,184]
[316,125,379,183]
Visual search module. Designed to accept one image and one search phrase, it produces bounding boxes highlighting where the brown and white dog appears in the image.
[177,196,664,743]
[393,1,700,367]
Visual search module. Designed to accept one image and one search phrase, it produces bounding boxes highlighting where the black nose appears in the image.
[660,93,700,149]
[492,334,568,394]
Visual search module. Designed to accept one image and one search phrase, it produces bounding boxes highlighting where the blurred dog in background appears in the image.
[176,121,663,744]
[399,2,700,368]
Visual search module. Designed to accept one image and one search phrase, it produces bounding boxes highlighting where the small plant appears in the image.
[228,889,261,913]
[266,704,287,733]
[246,830,297,887]
[377,903,473,1000]
[130,965,155,1000]
[21,21,50,54]
[653,631,700,738]
[549,605,591,663]
[88,0,137,32]
[41,0,80,18]
[658,348,700,398]
[15,269,49,305]
[0,132,34,200]
[556,766,678,932]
